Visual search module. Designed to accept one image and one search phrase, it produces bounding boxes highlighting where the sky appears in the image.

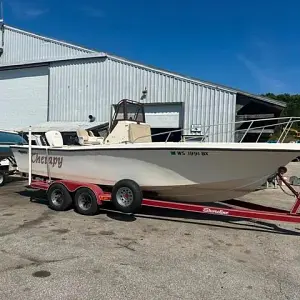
[3,0,300,95]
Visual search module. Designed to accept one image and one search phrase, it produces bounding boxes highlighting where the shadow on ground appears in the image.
[16,189,300,237]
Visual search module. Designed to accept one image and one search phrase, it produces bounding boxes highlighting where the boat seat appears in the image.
[128,123,152,143]
[45,131,64,147]
[27,134,44,146]
[104,121,152,144]
[77,128,104,145]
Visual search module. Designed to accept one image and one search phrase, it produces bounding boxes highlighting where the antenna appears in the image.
[0,1,3,23]
[0,0,4,51]
[0,1,4,51]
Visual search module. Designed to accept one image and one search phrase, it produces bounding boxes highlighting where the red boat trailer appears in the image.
[27,170,300,224]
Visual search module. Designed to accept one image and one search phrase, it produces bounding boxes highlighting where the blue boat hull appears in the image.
[0,131,27,160]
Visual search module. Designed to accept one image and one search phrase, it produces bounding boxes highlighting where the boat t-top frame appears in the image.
[109,99,146,133]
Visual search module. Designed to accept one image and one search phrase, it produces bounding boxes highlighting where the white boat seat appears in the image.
[45,131,64,147]
[77,128,104,145]
[27,134,43,146]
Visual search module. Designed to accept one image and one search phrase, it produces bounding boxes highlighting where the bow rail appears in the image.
[132,116,300,143]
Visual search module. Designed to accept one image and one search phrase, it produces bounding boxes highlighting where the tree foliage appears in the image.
[262,93,300,118]
[262,93,300,139]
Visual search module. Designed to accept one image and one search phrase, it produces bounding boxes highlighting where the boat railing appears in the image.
[132,116,300,143]
[184,116,300,143]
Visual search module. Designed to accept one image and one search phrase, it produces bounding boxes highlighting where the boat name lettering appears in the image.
[32,154,63,168]
[170,151,208,156]
[203,208,229,215]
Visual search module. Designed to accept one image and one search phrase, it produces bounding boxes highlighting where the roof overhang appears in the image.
[12,121,109,133]
[0,53,107,70]
[237,92,286,108]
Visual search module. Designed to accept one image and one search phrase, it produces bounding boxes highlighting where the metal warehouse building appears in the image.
[0,23,286,142]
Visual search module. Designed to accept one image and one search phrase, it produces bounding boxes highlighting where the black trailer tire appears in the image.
[0,171,6,187]
[74,188,98,216]
[111,179,143,213]
[47,183,73,211]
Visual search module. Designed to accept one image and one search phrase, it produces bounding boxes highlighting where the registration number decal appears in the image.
[170,151,208,156]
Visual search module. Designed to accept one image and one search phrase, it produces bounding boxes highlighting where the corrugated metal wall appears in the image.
[0,66,49,129]
[0,26,95,66]
[48,57,236,142]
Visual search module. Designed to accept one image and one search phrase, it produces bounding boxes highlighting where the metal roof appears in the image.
[3,24,287,109]
[5,25,97,54]
[106,54,287,108]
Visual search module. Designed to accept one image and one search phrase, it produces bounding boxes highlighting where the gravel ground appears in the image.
[0,168,300,300]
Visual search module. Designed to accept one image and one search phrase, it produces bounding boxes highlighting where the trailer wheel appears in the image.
[111,179,143,213]
[47,183,72,211]
[0,171,6,187]
[74,188,98,216]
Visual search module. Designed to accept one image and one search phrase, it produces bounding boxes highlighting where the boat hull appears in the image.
[0,146,12,160]
[0,130,27,160]
[10,143,300,203]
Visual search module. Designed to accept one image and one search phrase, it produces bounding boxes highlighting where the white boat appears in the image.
[9,99,300,203]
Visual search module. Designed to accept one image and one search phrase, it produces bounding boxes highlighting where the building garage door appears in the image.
[144,103,183,128]
[0,66,49,130]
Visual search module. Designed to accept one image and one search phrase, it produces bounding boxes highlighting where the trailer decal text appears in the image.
[170,151,208,156]
[32,154,64,168]
[203,208,229,215]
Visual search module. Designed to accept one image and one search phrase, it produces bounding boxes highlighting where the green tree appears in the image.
[262,93,300,118]
[262,93,300,138]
